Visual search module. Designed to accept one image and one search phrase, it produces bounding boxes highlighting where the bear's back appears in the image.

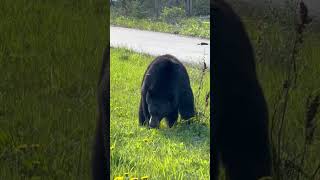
[141,54,187,88]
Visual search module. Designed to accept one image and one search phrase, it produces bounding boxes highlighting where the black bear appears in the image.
[211,0,272,179]
[139,54,195,128]
[92,45,109,180]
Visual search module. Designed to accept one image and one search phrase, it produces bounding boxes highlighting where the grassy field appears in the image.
[0,0,108,179]
[110,48,210,179]
[109,10,320,179]
[111,15,210,39]
[1,0,319,179]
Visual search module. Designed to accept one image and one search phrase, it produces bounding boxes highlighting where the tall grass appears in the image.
[237,1,320,179]
[0,0,108,179]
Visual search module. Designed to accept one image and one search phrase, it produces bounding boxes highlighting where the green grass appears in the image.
[0,0,108,179]
[111,15,210,39]
[110,48,210,179]
[1,0,319,179]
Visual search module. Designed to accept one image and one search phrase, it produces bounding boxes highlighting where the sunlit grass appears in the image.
[110,48,210,179]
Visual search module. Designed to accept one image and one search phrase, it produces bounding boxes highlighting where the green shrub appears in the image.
[193,0,210,16]
[160,6,185,24]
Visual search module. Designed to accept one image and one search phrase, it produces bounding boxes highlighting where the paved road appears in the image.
[110,26,210,66]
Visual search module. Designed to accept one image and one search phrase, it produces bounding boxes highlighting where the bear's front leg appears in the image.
[166,109,178,128]
[179,88,195,120]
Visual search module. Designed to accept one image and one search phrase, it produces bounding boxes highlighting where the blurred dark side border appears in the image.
[92,1,110,180]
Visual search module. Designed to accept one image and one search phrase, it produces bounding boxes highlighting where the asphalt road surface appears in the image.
[110,26,210,67]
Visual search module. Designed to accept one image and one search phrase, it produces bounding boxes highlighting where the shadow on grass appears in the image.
[157,120,210,148]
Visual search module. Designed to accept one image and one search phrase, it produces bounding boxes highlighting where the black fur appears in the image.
[92,45,109,180]
[139,54,195,128]
[211,0,272,179]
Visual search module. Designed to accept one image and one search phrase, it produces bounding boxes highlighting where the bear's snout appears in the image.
[149,116,160,129]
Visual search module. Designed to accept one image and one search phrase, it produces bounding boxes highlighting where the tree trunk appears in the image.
[185,0,192,16]
[155,0,160,18]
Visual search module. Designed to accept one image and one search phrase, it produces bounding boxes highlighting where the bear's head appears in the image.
[146,88,178,128]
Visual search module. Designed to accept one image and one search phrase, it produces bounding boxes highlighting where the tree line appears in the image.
[110,0,209,18]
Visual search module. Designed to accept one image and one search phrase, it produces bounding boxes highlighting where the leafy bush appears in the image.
[128,0,150,18]
[111,0,155,18]
[160,6,185,24]
[192,0,210,16]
